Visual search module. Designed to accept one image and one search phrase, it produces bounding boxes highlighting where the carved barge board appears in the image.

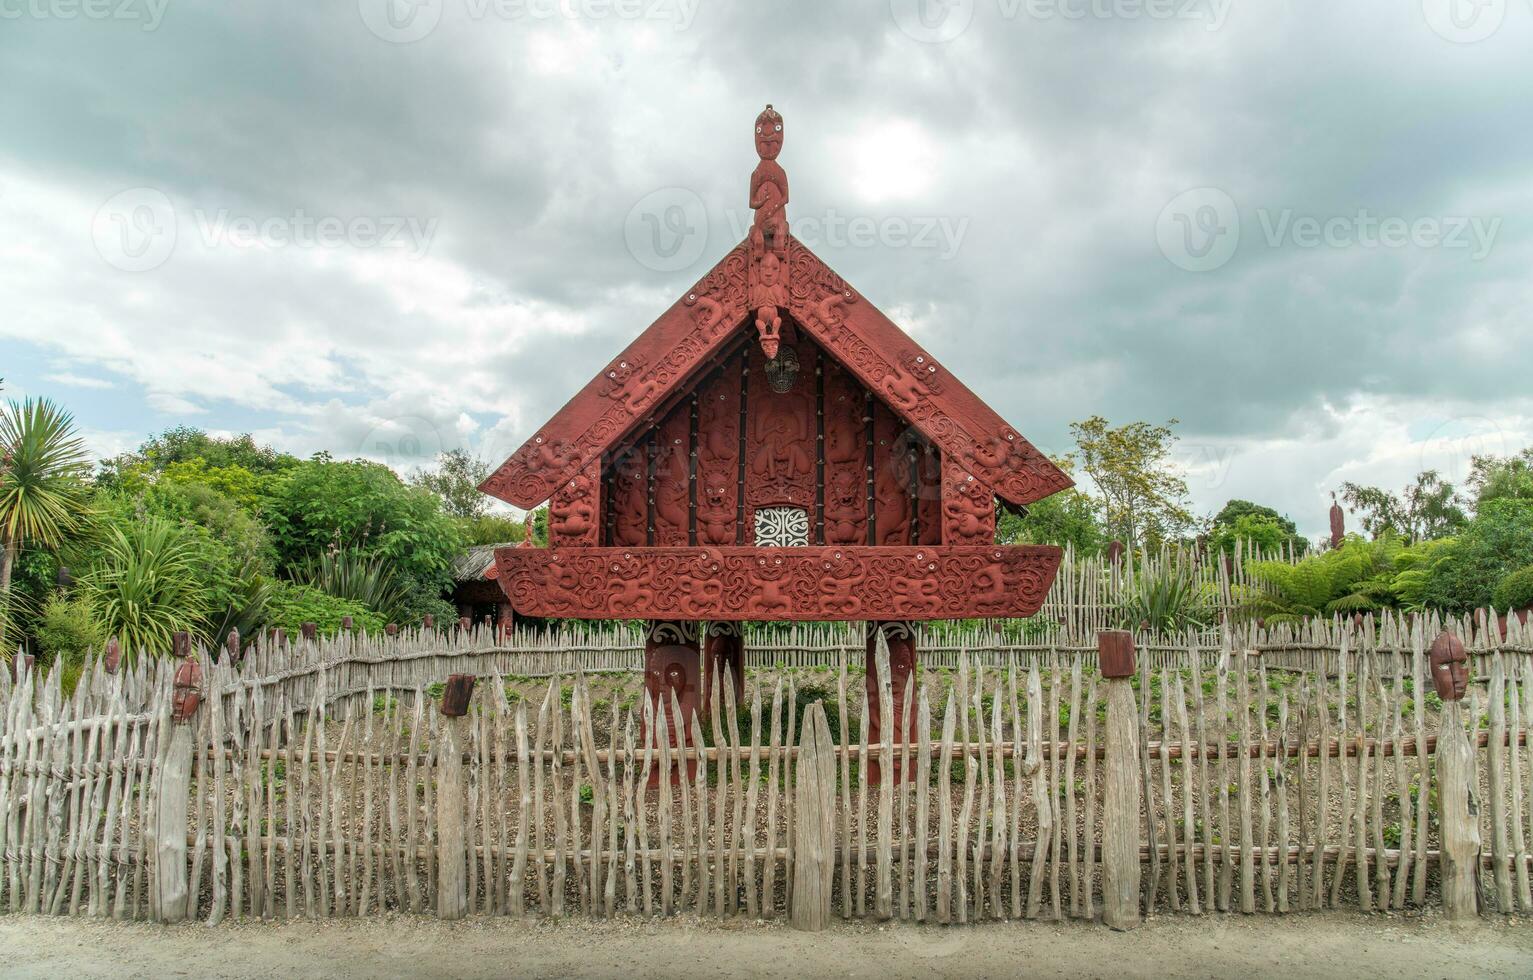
[493,544,1062,622]
[482,234,1070,511]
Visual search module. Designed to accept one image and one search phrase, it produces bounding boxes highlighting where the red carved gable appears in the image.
[480,235,1070,510]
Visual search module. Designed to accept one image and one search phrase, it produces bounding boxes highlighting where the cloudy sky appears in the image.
[3,0,1530,536]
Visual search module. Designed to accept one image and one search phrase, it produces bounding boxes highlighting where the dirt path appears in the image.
[4,912,1530,979]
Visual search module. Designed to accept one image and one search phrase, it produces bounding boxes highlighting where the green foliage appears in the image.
[459,511,530,547]
[1206,500,1307,559]
[1491,566,1533,613]
[261,458,463,617]
[996,487,1106,553]
[292,549,410,623]
[1468,447,1533,508]
[100,426,297,481]
[1422,500,1533,613]
[411,449,491,519]
[1069,416,1193,552]
[1341,470,1467,544]
[264,580,384,637]
[0,397,94,595]
[33,592,106,667]
[1246,536,1404,621]
[1117,556,1216,633]
[82,518,212,660]
[1388,538,1458,610]
[88,484,274,643]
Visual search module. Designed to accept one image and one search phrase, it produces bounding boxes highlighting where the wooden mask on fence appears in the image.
[1429,631,1469,702]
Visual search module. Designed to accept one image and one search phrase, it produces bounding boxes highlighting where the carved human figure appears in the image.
[752,413,810,482]
[748,104,789,358]
[749,105,788,253]
[697,469,735,545]
[942,473,994,545]
[549,472,597,545]
[824,469,866,545]
[751,251,788,359]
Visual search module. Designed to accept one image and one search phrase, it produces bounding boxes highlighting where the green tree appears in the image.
[1069,417,1193,553]
[0,398,94,597]
[411,449,491,519]
[83,518,212,659]
[262,458,463,617]
[100,426,297,480]
[1341,470,1467,543]
[1206,504,1307,559]
[1422,499,1533,613]
[1468,448,1533,508]
[994,458,1105,552]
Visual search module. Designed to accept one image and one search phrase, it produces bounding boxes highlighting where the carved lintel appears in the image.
[495,544,1061,622]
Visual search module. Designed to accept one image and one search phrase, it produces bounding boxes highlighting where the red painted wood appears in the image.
[916,441,942,546]
[652,404,690,547]
[607,447,647,547]
[941,452,995,546]
[865,622,918,784]
[745,333,817,522]
[822,357,868,546]
[694,356,743,547]
[494,544,1061,621]
[872,401,911,546]
[548,459,601,547]
[481,237,1069,509]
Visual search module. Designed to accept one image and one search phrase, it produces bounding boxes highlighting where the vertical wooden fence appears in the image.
[0,612,1529,925]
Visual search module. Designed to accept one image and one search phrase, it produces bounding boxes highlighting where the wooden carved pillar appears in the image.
[865,622,918,785]
[941,456,996,546]
[497,600,514,639]
[703,621,745,712]
[644,620,701,785]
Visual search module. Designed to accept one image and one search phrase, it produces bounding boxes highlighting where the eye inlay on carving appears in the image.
[754,505,809,547]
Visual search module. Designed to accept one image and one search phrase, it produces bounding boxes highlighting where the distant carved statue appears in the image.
[1329,492,1345,550]
[748,105,790,359]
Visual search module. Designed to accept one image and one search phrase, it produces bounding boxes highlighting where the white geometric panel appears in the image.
[754,505,810,547]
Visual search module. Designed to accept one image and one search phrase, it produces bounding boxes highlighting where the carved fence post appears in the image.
[1432,632,1480,919]
[153,648,204,923]
[1099,630,1142,930]
[437,675,475,919]
[790,701,836,930]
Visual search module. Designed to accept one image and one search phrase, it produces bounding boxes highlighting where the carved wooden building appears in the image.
[483,107,1071,761]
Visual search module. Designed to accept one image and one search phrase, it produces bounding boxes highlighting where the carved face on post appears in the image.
[755,106,783,161]
[1429,631,1469,701]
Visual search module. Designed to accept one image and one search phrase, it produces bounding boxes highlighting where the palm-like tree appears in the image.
[0,398,93,597]
[84,519,211,661]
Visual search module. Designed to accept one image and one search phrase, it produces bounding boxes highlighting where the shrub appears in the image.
[1423,499,1533,613]
[264,581,384,637]
[33,592,106,666]
[1493,566,1533,613]
[83,518,212,661]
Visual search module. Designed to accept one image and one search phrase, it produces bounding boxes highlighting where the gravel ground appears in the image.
[3,910,1530,979]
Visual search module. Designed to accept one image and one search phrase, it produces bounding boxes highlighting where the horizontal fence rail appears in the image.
[0,607,1529,926]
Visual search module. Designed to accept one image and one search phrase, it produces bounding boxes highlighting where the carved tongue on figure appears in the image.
[748,105,790,360]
